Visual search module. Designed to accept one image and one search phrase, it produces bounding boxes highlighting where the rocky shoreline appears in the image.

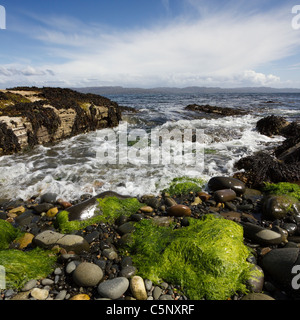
[1,174,300,301]
[1,114,300,301]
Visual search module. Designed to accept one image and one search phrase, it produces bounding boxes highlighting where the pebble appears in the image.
[22,279,37,292]
[31,288,49,300]
[214,189,237,203]
[34,230,90,254]
[241,222,284,246]
[153,286,163,300]
[208,176,246,195]
[130,276,148,300]
[70,294,90,300]
[97,277,129,300]
[167,205,191,217]
[72,262,103,287]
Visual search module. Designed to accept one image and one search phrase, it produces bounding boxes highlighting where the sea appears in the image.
[0,92,299,201]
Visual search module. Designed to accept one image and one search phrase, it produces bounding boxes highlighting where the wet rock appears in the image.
[14,233,34,250]
[262,195,300,221]
[185,104,247,116]
[72,262,103,287]
[46,207,59,218]
[97,277,129,300]
[247,265,264,293]
[164,197,178,208]
[197,192,211,202]
[256,115,289,137]
[208,177,246,195]
[241,222,284,246]
[33,203,54,214]
[214,189,236,203]
[261,248,300,296]
[167,205,191,217]
[34,230,90,254]
[40,193,58,204]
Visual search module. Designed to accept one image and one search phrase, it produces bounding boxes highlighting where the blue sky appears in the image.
[0,0,300,88]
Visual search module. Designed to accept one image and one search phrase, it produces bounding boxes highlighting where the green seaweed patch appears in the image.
[263,182,300,201]
[162,177,205,197]
[0,220,24,250]
[96,197,144,223]
[0,248,57,289]
[125,215,252,300]
[56,197,144,233]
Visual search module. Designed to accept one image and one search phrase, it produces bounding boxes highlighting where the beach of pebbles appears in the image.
[1,176,300,301]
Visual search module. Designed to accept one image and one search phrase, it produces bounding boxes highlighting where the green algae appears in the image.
[162,177,206,197]
[0,220,23,250]
[0,248,57,289]
[124,215,252,300]
[56,197,144,233]
[263,182,300,201]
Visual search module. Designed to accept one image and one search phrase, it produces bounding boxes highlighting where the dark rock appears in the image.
[235,151,300,188]
[32,203,54,214]
[208,176,246,195]
[185,104,247,116]
[256,115,289,137]
[261,248,300,296]
[241,222,283,246]
[262,195,300,221]
[167,205,191,217]
[214,189,236,203]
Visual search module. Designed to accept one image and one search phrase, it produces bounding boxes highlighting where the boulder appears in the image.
[208,176,246,195]
[262,195,300,221]
[261,248,300,296]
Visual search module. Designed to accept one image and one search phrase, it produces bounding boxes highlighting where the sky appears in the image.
[0,0,300,89]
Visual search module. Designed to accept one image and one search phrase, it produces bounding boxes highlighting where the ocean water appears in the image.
[0,92,299,201]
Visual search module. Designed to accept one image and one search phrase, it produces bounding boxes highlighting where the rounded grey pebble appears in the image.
[66,261,80,274]
[22,279,37,291]
[55,290,67,300]
[153,286,163,300]
[73,262,103,287]
[119,266,137,278]
[144,279,153,291]
[41,278,54,286]
[97,277,129,300]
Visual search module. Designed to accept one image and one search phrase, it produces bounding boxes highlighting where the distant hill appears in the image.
[74,86,300,95]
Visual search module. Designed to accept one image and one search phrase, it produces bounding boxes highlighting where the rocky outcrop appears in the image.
[0,87,122,156]
[185,104,247,116]
[234,116,300,188]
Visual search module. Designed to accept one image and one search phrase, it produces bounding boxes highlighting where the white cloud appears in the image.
[1,3,300,88]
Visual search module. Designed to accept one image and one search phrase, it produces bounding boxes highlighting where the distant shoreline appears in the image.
[74,86,300,95]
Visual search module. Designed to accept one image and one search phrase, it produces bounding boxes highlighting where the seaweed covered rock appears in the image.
[161,177,205,197]
[256,115,289,137]
[185,104,247,117]
[123,215,252,300]
[234,151,300,188]
[0,248,57,289]
[0,87,122,156]
[262,195,300,221]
